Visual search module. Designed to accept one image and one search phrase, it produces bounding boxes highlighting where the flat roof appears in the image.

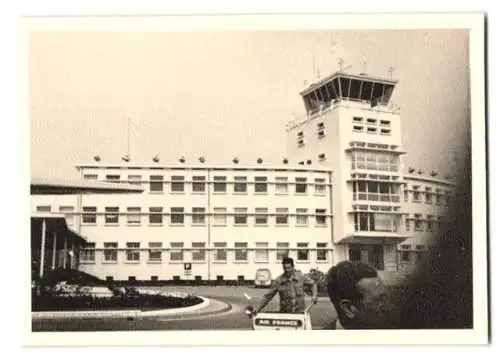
[74,163,334,173]
[31,177,145,195]
[403,174,456,187]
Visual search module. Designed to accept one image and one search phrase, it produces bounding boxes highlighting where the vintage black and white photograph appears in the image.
[23,13,487,345]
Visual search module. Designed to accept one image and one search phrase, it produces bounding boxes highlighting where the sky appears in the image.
[29,29,470,180]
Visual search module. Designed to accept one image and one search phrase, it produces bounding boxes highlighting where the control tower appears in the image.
[286,70,408,271]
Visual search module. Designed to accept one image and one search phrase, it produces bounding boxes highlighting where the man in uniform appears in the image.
[253,257,318,314]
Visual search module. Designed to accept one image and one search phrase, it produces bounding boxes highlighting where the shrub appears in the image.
[32,293,203,312]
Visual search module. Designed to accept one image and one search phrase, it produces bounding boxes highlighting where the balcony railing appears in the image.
[352,193,401,203]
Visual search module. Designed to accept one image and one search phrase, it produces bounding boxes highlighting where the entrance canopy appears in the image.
[340,232,410,245]
[31,213,88,278]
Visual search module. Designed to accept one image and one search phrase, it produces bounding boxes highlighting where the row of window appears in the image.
[352,125,392,136]
[352,212,401,233]
[352,181,401,203]
[85,174,330,195]
[350,151,400,173]
[38,206,330,226]
[352,117,392,127]
[404,187,453,205]
[80,242,330,263]
[405,216,444,232]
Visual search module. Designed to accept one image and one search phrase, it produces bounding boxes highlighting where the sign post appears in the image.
[183,262,192,279]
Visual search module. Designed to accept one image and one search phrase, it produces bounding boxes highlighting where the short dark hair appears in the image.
[326,261,378,304]
[282,256,294,267]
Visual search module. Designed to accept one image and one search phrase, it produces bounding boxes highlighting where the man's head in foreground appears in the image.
[326,261,401,329]
[282,256,295,277]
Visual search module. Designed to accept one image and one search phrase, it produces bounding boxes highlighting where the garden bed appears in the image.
[32,293,203,312]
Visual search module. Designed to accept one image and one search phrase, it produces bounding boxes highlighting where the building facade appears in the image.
[31,70,455,281]
[32,165,335,281]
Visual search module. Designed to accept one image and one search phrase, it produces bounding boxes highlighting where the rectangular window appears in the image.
[316,243,328,261]
[297,243,309,261]
[425,187,433,203]
[192,207,205,225]
[171,207,185,224]
[82,206,97,224]
[149,207,163,225]
[214,242,227,261]
[295,177,307,194]
[126,207,141,225]
[296,208,308,225]
[59,206,75,227]
[149,175,164,192]
[427,215,434,231]
[148,242,162,262]
[315,209,327,225]
[234,242,248,261]
[171,176,185,192]
[83,174,98,180]
[104,206,120,224]
[276,242,289,261]
[126,242,140,262]
[213,207,227,225]
[80,243,96,262]
[213,176,227,192]
[103,242,118,262]
[170,243,184,262]
[380,120,391,126]
[127,174,142,186]
[414,214,423,231]
[275,177,288,194]
[275,208,289,225]
[234,176,247,193]
[192,242,206,261]
[255,207,268,225]
[255,242,269,262]
[234,207,248,225]
[254,176,268,193]
[353,125,364,132]
[192,176,206,192]
[405,218,411,231]
[105,174,120,182]
[36,205,51,212]
[314,178,326,194]
[413,187,421,202]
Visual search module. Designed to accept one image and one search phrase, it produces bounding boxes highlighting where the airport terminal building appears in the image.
[31,70,455,282]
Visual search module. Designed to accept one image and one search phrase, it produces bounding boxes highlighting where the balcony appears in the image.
[352,193,401,203]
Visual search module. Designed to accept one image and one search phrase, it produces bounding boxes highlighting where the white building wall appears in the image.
[33,165,335,281]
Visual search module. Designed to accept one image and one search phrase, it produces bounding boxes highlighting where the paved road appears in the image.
[32,286,337,332]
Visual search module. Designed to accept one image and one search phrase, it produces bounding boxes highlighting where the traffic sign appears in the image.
[184,263,192,271]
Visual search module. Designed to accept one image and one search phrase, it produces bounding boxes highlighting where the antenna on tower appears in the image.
[127,118,131,157]
[361,61,368,75]
[122,118,132,163]
[338,58,344,71]
[388,66,396,80]
[312,55,316,81]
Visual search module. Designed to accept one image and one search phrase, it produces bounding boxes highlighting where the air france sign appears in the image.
[252,313,309,330]
[255,318,303,328]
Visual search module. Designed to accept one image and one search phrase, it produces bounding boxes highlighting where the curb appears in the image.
[155,302,233,321]
[32,296,211,320]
